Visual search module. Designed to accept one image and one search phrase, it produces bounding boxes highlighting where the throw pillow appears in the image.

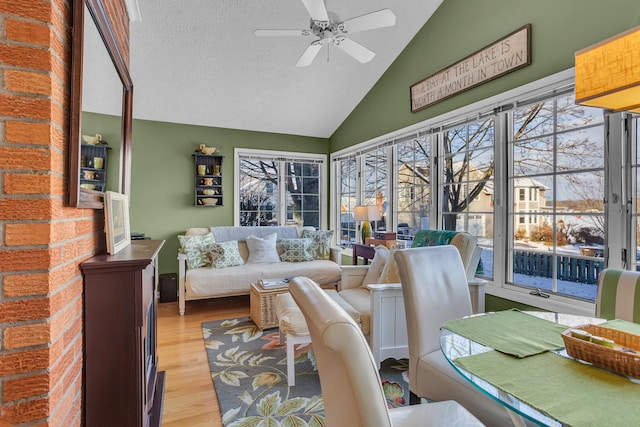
[209,240,245,268]
[177,233,216,269]
[302,229,334,260]
[279,238,314,262]
[246,233,280,264]
[361,245,390,287]
[378,248,401,284]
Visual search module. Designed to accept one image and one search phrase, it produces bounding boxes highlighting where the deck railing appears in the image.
[513,250,604,284]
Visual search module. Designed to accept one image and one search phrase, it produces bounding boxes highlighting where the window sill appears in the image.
[485,281,596,317]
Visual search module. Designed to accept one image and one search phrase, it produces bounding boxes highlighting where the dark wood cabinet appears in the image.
[81,240,165,427]
[193,153,224,207]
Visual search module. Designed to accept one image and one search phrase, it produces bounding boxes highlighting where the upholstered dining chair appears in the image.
[289,276,485,427]
[394,245,517,427]
[596,269,640,323]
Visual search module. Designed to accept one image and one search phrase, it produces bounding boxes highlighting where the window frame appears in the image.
[331,68,629,316]
[234,148,327,228]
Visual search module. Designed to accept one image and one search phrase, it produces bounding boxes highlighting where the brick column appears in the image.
[0,0,129,425]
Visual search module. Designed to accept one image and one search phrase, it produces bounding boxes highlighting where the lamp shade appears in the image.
[575,25,640,113]
[353,205,381,221]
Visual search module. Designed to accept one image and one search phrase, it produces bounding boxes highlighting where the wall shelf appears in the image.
[193,154,224,207]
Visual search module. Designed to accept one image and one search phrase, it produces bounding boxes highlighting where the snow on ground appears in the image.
[477,244,598,301]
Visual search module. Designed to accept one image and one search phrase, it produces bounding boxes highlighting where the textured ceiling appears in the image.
[127,0,443,138]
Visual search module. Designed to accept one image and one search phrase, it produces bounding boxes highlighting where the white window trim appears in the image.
[234,148,328,228]
[331,68,605,315]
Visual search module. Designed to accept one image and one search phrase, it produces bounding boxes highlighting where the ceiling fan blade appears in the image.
[341,9,396,34]
[296,42,323,67]
[254,29,309,37]
[300,0,329,22]
[334,37,375,63]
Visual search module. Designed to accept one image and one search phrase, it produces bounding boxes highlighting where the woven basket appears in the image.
[562,324,640,378]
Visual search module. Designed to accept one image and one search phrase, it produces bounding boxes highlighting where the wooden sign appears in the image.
[410,24,531,113]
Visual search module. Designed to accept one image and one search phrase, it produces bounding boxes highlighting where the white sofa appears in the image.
[177,225,342,315]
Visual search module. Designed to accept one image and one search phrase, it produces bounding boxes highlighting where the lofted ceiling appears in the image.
[128,0,443,138]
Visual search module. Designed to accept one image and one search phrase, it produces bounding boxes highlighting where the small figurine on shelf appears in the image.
[82,134,109,146]
[196,144,216,155]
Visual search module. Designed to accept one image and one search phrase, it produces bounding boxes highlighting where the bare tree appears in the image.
[440,98,602,232]
[239,160,320,227]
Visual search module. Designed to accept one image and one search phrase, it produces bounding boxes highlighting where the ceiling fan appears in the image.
[254,0,396,67]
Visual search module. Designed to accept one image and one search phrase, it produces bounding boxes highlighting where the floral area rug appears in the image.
[202,317,410,427]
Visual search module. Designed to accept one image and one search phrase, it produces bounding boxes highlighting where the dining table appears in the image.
[440,310,640,427]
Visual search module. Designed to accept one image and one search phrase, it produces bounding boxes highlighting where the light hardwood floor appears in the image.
[157,296,250,427]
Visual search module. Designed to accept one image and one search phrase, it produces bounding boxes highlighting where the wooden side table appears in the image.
[351,243,376,265]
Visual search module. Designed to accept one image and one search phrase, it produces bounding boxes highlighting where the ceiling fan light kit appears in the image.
[254,0,396,67]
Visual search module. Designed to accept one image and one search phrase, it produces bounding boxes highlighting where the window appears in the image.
[439,118,495,279]
[631,116,639,269]
[337,157,357,246]
[363,148,388,231]
[396,135,432,243]
[236,149,326,228]
[332,70,630,314]
[508,94,605,301]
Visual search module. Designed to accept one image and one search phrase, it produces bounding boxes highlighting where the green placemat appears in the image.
[442,309,568,357]
[455,351,640,427]
[602,319,640,335]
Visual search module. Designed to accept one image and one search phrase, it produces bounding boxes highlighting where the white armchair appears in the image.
[338,230,485,368]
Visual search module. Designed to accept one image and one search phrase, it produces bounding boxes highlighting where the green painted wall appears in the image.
[330,0,640,151]
[128,119,328,274]
[329,0,639,308]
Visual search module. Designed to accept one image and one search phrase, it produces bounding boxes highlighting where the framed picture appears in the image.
[104,191,131,254]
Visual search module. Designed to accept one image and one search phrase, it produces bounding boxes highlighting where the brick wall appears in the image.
[0,0,129,425]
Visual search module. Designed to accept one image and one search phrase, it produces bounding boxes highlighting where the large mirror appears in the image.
[69,0,132,208]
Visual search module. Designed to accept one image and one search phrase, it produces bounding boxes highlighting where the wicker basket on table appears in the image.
[561,324,640,378]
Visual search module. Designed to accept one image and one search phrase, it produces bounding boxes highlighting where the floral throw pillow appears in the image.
[177,233,216,269]
[209,240,245,268]
[279,238,314,262]
[302,229,334,260]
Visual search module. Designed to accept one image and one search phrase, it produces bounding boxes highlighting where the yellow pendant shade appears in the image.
[575,25,640,113]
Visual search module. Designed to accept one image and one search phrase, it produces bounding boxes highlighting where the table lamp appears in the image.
[354,205,381,244]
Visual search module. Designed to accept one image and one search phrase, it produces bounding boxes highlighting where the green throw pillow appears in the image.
[279,238,314,262]
[209,240,245,268]
[302,229,334,260]
[178,233,216,269]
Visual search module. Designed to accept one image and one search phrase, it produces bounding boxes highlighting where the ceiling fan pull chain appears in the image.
[327,44,330,63]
